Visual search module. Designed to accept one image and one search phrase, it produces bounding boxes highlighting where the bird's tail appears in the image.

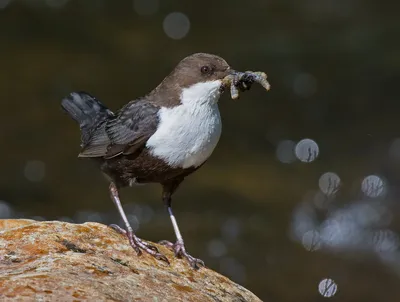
[61,92,113,146]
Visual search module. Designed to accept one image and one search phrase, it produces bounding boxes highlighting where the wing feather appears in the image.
[79,99,160,159]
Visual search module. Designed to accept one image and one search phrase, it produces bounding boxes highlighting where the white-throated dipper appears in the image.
[62,53,266,268]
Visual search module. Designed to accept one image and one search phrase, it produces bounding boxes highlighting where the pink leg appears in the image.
[108,182,169,264]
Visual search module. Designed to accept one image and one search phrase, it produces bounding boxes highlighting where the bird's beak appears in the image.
[226,68,237,76]
[219,69,237,93]
[219,68,238,85]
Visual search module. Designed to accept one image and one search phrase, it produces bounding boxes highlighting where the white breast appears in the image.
[146,80,223,168]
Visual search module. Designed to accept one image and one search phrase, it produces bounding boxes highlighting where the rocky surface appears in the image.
[0,219,262,302]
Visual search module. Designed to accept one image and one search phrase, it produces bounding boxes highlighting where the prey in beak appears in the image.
[220,69,271,99]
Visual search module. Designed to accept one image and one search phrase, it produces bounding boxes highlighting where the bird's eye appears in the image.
[200,65,211,74]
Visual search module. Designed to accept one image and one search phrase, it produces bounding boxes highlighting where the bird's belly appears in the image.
[146,104,222,168]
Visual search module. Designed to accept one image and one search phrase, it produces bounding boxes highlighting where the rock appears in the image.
[0,219,262,302]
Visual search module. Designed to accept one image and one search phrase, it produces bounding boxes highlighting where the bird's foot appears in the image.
[158,239,205,269]
[109,224,169,264]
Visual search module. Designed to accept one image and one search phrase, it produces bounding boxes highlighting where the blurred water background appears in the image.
[1,0,400,301]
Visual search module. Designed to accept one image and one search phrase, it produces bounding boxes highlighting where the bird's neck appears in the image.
[146,79,223,110]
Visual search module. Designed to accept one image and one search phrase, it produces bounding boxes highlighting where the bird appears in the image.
[61,53,255,268]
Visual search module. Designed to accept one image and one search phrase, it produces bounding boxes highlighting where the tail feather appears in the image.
[61,91,113,146]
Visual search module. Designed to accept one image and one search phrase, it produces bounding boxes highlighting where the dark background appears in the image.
[1,0,400,301]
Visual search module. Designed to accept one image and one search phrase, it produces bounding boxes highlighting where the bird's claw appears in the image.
[158,239,205,269]
[109,224,158,252]
[154,252,170,264]
[109,224,169,264]
[158,239,175,249]
[184,253,205,269]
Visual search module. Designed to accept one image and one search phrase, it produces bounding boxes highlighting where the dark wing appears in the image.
[79,99,160,159]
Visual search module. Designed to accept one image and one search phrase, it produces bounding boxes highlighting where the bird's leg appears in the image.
[158,181,205,269]
[108,182,169,264]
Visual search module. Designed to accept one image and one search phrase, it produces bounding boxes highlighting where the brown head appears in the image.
[148,53,235,107]
[170,53,232,85]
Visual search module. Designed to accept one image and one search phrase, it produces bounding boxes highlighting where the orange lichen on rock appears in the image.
[0,219,262,302]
